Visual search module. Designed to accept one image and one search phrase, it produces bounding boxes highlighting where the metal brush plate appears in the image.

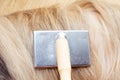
[34,30,90,68]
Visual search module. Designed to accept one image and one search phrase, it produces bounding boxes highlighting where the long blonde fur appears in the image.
[0,0,120,16]
[0,0,120,80]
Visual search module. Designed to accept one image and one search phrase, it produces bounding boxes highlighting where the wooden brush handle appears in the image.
[56,33,71,80]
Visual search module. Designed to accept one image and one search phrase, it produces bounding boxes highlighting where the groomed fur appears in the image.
[0,0,120,80]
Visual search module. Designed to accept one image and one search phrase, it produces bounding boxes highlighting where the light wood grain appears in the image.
[56,33,71,80]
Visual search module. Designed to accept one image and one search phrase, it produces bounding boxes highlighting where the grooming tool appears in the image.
[56,32,71,80]
[34,30,90,80]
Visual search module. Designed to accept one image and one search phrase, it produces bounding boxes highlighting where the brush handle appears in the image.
[56,33,71,80]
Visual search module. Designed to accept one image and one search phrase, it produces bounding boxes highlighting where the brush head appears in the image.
[34,30,90,68]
